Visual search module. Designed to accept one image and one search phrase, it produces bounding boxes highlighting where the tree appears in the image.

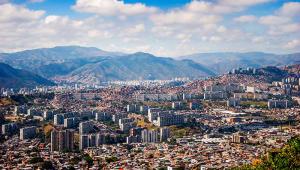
[83,154,94,167]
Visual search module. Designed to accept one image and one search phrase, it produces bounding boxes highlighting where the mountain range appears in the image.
[58,52,216,84]
[0,63,55,89]
[179,52,300,74]
[0,46,299,87]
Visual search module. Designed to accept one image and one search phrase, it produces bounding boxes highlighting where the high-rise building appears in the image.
[227,98,240,107]
[268,99,291,109]
[232,132,247,144]
[160,127,170,142]
[1,123,17,135]
[126,104,137,113]
[51,129,74,152]
[54,114,64,125]
[189,102,201,110]
[79,135,89,150]
[172,102,182,110]
[112,113,128,123]
[141,129,159,143]
[156,113,184,127]
[64,117,79,128]
[79,121,94,134]
[147,108,161,122]
[79,133,117,150]
[43,111,55,120]
[95,112,112,121]
[20,126,36,140]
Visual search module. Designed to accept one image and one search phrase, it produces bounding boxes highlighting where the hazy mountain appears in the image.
[0,46,124,77]
[2,46,298,85]
[57,52,216,84]
[179,52,300,74]
[0,63,55,89]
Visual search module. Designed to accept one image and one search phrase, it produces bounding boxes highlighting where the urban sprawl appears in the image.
[1,66,300,170]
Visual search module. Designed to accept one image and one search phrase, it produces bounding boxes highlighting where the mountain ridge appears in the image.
[56,52,215,84]
[179,52,300,74]
[0,46,299,85]
[0,63,55,89]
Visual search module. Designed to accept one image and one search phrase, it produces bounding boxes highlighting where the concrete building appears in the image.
[79,121,94,134]
[95,112,112,121]
[189,102,201,110]
[172,102,183,110]
[147,108,161,122]
[79,135,89,150]
[141,129,159,143]
[54,114,64,125]
[155,112,184,127]
[51,129,74,152]
[268,99,291,109]
[126,104,138,112]
[43,111,55,120]
[112,113,128,123]
[160,127,170,142]
[1,123,17,135]
[227,98,240,107]
[64,117,80,128]
[20,126,36,140]
[232,133,247,144]
[204,91,227,100]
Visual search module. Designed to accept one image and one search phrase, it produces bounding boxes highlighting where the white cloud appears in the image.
[234,15,257,22]
[185,1,237,14]
[151,11,221,26]
[259,15,290,25]
[219,0,272,7]
[127,24,145,34]
[72,0,157,16]
[0,1,299,56]
[278,2,300,17]
[0,3,44,23]
[209,36,222,42]
[252,36,264,43]
[268,23,300,35]
[258,2,300,36]
[285,39,300,49]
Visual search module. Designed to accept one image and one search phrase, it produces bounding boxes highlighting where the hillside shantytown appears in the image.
[1,64,300,169]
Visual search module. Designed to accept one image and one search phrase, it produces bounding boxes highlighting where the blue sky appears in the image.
[0,0,299,56]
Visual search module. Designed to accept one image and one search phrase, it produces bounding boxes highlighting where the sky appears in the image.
[0,0,299,56]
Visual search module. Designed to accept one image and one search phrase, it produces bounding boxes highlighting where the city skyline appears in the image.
[0,0,299,56]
